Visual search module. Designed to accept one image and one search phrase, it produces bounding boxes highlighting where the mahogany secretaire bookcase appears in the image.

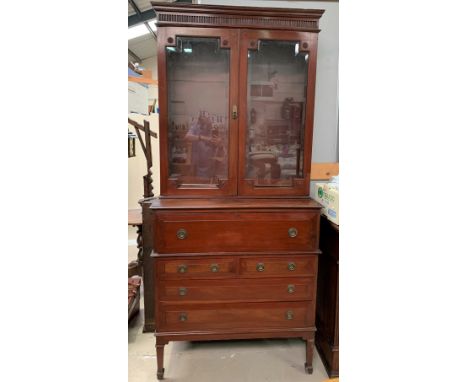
[141,3,325,379]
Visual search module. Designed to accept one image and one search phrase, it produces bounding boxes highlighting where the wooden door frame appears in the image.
[237,29,319,197]
[157,27,240,197]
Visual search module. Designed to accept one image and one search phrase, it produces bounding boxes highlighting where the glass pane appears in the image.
[166,37,230,187]
[246,40,308,187]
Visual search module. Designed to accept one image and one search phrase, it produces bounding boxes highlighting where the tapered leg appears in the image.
[156,344,165,380]
[305,339,314,374]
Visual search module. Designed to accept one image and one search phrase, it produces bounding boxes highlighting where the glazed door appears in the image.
[238,30,318,197]
[158,28,239,196]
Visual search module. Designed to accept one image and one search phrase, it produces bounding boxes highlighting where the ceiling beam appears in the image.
[128,9,155,28]
[128,0,157,42]
[128,48,142,63]
[128,0,193,27]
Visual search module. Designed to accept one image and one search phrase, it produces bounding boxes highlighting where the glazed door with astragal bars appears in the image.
[157,28,239,196]
[238,30,318,197]
[158,28,318,198]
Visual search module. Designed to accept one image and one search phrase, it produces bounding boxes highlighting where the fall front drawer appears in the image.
[154,211,319,254]
[158,278,315,302]
[240,255,317,277]
[158,301,315,331]
[157,257,236,280]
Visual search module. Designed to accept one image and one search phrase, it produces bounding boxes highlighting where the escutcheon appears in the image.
[288,227,298,238]
[176,228,187,240]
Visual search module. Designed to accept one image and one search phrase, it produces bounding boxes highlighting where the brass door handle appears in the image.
[178,287,187,296]
[287,284,295,294]
[285,310,294,320]
[178,264,188,273]
[288,262,296,271]
[232,105,238,120]
[288,227,298,238]
[210,264,219,273]
[177,228,187,240]
[179,313,188,322]
[256,263,265,272]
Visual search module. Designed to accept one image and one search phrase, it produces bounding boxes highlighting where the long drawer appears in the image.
[158,301,315,331]
[158,277,315,302]
[154,211,319,254]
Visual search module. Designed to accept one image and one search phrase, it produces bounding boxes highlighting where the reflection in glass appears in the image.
[166,37,229,186]
[246,40,308,187]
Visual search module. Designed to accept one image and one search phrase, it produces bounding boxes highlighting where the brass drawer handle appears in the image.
[210,264,219,273]
[177,228,187,240]
[179,313,187,322]
[287,284,295,294]
[288,227,298,238]
[178,264,188,273]
[285,310,294,320]
[288,262,296,271]
[232,104,238,120]
[256,263,265,272]
[178,287,187,296]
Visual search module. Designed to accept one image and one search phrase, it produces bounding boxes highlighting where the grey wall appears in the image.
[199,0,339,163]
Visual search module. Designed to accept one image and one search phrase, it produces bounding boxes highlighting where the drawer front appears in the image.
[157,257,236,279]
[154,211,319,254]
[158,278,315,302]
[240,255,317,277]
[158,301,315,331]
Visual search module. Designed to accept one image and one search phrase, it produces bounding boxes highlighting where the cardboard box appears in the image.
[313,182,339,225]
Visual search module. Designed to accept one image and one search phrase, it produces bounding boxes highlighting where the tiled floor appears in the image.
[128,227,330,382]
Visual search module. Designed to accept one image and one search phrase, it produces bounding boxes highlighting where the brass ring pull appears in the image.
[177,228,187,240]
[210,264,219,273]
[287,284,295,294]
[256,263,265,272]
[179,313,187,322]
[178,264,188,273]
[178,287,187,296]
[288,227,298,238]
[288,262,296,271]
[285,310,294,320]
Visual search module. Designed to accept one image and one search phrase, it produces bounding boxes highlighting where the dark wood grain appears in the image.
[158,277,315,302]
[151,197,322,210]
[145,3,324,378]
[154,210,319,253]
[158,301,315,331]
[152,2,324,32]
[239,255,317,277]
[157,256,237,279]
[315,216,339,377]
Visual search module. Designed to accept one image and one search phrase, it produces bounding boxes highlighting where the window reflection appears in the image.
[246,40,308,187]
[166,37,229,186]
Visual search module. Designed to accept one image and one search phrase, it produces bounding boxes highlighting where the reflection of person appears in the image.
[185,113,222,178]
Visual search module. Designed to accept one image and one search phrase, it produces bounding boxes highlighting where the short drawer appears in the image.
[158,301,315,331]
[157,257,236,279]
[240,255,317,277]
[158,277,315,302]
[154,211,319,254]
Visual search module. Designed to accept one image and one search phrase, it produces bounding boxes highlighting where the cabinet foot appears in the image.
[305,338,314,374]
[156,368,165,380]
[156,343,165,380]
